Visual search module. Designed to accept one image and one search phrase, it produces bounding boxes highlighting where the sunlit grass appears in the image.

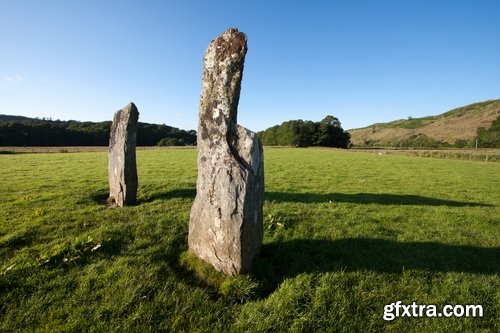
[1,148,499,331]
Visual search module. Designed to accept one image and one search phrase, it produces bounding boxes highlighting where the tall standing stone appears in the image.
[189,28,264,276]
[108,102,139,207]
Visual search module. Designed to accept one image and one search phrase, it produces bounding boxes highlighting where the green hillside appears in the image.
[349,99,500,147]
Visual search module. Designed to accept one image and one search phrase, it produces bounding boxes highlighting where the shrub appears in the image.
[157,138,185,146]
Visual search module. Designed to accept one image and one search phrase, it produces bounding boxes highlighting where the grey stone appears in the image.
[108,102,139,207]
[189,28,264,276]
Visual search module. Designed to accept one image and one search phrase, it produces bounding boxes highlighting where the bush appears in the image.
[157,138,185,146]
[389,134,449,148]
[476,115,500,148]
[454,139,473,148]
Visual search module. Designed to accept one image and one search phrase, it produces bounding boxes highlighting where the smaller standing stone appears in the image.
[108,102,139,207]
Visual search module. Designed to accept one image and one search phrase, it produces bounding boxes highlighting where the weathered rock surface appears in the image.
[108,102,139,207]
[189,29,264,276]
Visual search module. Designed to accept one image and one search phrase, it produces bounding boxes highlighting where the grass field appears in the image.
[1,148,499,332]
[349,148,500,162]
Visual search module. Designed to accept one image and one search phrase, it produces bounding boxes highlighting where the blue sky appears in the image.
[1,1,499,131]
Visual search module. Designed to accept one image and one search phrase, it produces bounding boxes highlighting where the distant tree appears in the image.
[157,138,185,146]
[476,115,500,148]
[320,115,341,128]
[257,115,350,148]
[314,116,350,148]
[260,125,279,146]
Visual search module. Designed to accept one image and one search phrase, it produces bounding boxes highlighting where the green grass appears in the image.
[1,148,499,332]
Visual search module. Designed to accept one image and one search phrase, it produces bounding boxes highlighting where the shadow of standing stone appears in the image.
[108,102,139,207]
[189,29,264,276]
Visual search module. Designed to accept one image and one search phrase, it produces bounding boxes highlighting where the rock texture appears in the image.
[108,102,139,207]
[189,29,264,276]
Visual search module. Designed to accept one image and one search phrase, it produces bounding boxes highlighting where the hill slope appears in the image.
[0,114,35,122]
[349,99,500,146]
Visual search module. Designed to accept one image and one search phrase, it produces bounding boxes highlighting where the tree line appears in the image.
[0,117,196,146]
[257,116,351,148]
